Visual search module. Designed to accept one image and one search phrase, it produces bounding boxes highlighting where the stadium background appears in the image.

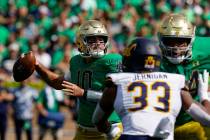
[0,0,209,139]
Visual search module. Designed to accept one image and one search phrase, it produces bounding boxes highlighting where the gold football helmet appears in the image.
[158,14,195,64]
[76,20,109,58]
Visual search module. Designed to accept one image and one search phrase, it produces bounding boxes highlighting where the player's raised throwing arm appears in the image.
[35,62,64,90]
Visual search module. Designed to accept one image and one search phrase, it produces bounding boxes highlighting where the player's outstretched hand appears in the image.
[198,70,209,102]
[106,123,122,140]
[154,117,172,139]
[62,81,84,97]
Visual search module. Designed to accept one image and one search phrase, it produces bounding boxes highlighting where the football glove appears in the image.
[198,70,209,102]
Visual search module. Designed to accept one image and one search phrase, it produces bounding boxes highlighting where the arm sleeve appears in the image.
[186,103,210,126]
[84,90,103,102]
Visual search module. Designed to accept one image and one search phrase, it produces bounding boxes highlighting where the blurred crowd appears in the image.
[0,0,210,80]
[0,0,209,139]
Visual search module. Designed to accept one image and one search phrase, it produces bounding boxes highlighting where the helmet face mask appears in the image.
[76,20,109,58]
[84,36,107,58]
[160,37,193,64]
[158,14,195,64]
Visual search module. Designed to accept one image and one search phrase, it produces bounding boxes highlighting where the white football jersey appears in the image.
[107,72,185,139]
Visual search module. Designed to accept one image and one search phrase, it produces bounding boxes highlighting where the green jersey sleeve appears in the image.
[192,36,210,57]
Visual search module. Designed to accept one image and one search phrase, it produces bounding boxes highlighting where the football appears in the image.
[13,51,36,82]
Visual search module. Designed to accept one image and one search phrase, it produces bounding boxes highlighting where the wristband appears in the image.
[83,90,102,102]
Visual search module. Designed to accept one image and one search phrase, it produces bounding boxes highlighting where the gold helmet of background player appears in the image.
[76,20,109,58]
[158,14,195,64]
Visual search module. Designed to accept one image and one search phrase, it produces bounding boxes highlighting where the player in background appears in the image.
[34,20,123,140]
[92,37,210,140]
[0,80,14,140]
[158,14,210,140]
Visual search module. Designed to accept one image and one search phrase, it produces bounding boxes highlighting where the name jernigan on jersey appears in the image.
[134,73,168,80]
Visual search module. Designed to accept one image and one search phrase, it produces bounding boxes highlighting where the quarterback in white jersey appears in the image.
[92,38,210,140]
